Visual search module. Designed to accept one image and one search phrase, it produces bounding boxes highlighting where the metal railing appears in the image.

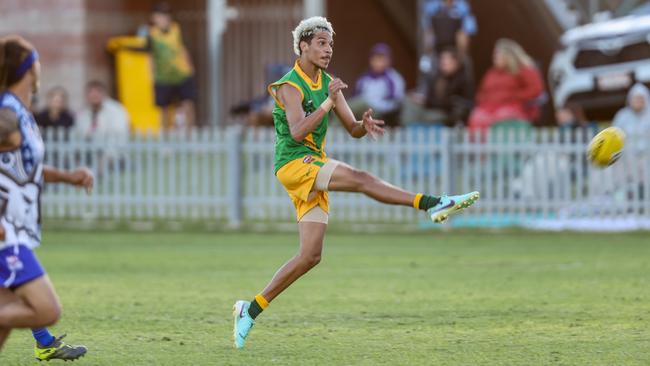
[41,126,650,230]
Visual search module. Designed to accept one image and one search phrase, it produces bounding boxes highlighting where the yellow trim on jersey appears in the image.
[304,133,317,151]
[294,59,322,90]
[267,81,304,110]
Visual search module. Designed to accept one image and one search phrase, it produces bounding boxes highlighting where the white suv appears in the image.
[549,15,650,118]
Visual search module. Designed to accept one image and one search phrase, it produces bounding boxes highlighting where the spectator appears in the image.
[35,86,74,131]
[422,0,477,59]
[339,43,404,127]
[143,2,197,130]
[230,64,291,128]
[512,104,595,201]
[468,39,544,131]
[613,83,650,136]
[427,48,473,125]
[556,102,597,140]
[75,81,129,157]
[402,48,473,126]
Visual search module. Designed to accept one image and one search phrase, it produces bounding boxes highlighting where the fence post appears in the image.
[226,125,244,228]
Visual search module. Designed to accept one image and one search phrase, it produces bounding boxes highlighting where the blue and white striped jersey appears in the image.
[0,91,45,250]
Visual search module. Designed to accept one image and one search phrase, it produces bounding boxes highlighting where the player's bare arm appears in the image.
[277,84,327,142]
[331,86,385,139]
[277,76,345,142]
[43,166,94,194]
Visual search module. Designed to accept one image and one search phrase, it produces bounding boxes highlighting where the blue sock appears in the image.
[32,328,55,346]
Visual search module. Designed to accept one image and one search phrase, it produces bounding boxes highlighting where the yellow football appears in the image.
[587,127,625,168]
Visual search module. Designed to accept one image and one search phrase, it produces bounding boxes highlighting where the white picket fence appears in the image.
[41,126,650,230]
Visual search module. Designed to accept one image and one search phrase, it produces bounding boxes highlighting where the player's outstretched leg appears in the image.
[233,221,326,348]
[328,161,479,223]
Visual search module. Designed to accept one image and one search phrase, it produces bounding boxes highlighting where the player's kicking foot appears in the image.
[428,191,480,223]
[35,334,87,361]
[233,300,255,349]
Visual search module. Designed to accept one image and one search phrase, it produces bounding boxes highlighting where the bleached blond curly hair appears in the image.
[292,16,335,56]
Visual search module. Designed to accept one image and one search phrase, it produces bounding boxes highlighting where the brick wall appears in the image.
[0,0,154,112]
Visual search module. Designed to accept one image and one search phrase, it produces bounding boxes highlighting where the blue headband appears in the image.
[15,49,39,80]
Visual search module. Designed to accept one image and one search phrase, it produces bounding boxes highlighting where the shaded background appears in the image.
[0,0,642,125]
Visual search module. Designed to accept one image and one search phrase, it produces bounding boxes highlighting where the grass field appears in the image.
[1,230,649,365]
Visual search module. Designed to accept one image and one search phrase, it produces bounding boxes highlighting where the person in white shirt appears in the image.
[75,81,129,164]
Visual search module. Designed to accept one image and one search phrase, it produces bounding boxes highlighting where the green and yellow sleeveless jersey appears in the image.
[268,60,332,173]
[149,22,193,84]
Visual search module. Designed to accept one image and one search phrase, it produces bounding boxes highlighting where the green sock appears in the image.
[415,194,441,211]
[247,294,268,320]
[248,300,263,319]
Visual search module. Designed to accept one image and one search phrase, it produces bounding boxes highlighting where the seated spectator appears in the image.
[422,0,477,59]
[231,96,274,128]
[75,81,130,158]
[35,86,75,131]
[468,39,544,131]
[338,43,404,128]
[230,64,291,128]
[402,48,473,126]
[613,83,650,136]
[556,102,596,133]
[556,102,597,143]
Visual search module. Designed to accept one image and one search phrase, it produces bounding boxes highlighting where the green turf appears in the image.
[1,231,649,365]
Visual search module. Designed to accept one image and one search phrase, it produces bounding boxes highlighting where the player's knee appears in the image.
[351,169,373,190]
[308,253,322,268]
[298,252,321,270]
[34,302,61,327]
[357,171,377,191]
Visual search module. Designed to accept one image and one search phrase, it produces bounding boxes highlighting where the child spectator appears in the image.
[613,83,650,136]
[341,43,405,127]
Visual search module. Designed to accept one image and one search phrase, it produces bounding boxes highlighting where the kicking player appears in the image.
[0,35,92,361]
[232,17,479,348]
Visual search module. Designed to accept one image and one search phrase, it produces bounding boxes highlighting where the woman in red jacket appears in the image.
[468,38,544,131]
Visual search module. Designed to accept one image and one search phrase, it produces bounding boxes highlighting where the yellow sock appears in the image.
[413,193,423,209]
[255,294,269,309]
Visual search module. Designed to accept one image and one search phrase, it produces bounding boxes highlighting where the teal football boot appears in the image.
[428,191,480,223]
[233,300,254,349]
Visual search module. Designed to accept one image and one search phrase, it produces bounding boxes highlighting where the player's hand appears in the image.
[328,78,348,104]
[68,168,94,194]
[362,109,385,140]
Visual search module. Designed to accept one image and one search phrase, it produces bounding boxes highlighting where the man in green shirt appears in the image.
[233,16,479,349]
